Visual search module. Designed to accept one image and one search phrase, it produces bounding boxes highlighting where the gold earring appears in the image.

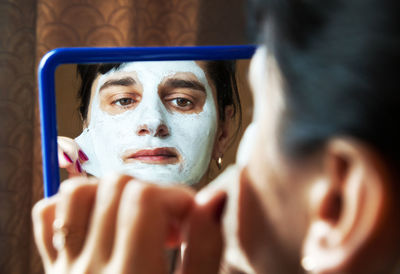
[217,155,223,170]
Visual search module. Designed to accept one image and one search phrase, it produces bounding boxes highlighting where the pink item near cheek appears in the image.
[63,152,73,163]
[78,150,89,161]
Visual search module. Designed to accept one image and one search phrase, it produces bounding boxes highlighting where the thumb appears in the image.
[178,191,227,274]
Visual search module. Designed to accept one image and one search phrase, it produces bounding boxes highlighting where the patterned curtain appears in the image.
[0,0,245,273]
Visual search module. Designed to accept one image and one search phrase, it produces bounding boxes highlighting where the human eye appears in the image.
[113,97,136,107]
[110,95,139,109]
[100,88,141,114]
[171,98,193,108]
[167,97,194,111]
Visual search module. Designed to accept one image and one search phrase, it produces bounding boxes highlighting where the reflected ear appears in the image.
[213,105,234,159]
[302,138,389,273]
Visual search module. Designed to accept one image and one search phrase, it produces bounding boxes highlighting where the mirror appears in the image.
[39,46,255,197]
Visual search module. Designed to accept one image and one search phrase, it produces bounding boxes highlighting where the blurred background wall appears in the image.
[0,0,248,273]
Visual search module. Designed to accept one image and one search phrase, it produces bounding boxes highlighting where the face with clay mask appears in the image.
[75,61,220,186]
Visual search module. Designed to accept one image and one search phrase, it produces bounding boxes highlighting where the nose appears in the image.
[136,122,169,137]
[135,105,169,137]
[134,93,169,138]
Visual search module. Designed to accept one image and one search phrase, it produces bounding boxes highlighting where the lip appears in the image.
[122,147,180,165]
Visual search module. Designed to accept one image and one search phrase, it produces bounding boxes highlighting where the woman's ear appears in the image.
[302,138,392,273]
[213,106,234,159]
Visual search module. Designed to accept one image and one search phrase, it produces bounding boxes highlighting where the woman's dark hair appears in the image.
[249,0,400,168]
[77,61,241,140]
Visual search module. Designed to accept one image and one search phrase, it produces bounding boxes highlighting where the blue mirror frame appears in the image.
[38,45,256,197]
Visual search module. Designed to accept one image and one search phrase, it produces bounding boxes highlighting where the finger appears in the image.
[58,149,85,177]
[54,177,98,260]
[58,137,87,176]
[81,173,132,263]
[78,149,89,162]
[58,137,79,165]
[178,191,227,274]
[110,182,195,274]
[69,161,86,178]
[192,165,251,273]
[32,196,59,265]
[58,145,75,169]
[198,165,238,195]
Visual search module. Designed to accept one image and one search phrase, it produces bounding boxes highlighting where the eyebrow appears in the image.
[163,78,206,93]
[99,77,136,92]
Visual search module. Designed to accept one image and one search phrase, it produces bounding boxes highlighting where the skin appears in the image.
[33,47,400,273]
[228,48,400,273]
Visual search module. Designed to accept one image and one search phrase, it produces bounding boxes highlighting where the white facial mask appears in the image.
[75,61,218,185]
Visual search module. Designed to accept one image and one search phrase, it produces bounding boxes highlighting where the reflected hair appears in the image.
[76,60,242,141]
[249,0,400,170]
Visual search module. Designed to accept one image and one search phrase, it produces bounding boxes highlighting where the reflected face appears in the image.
[235,47,311,272]
[75,61,218,185]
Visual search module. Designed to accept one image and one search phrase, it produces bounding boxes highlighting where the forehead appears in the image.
[91,60,216,100]
[102,60,208,81]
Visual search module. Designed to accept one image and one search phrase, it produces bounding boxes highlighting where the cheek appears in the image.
[237,170,286,269]
[171,91,218,140]
[243,125,310,256]
[236,116,289,244]
[238,155,299,271]
[246,125,284,218]
[169,111,217,146]
[89,107,140,154]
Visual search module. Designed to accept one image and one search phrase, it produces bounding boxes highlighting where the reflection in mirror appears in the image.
[55,60,252,188]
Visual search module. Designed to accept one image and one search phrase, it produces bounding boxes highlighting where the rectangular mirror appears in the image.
[39,46,255,197]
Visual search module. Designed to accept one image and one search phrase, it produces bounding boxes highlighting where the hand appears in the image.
[58,136,88,177]
[194,165,255,273]
[32,174,226,274]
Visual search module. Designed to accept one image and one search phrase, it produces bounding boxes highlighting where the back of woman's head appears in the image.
[249,0,400,173]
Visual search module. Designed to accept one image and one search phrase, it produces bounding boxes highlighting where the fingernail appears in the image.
[76,161,82,173]
[63,152,73,163]
[78,150,89,161]
[214,195,227,224]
